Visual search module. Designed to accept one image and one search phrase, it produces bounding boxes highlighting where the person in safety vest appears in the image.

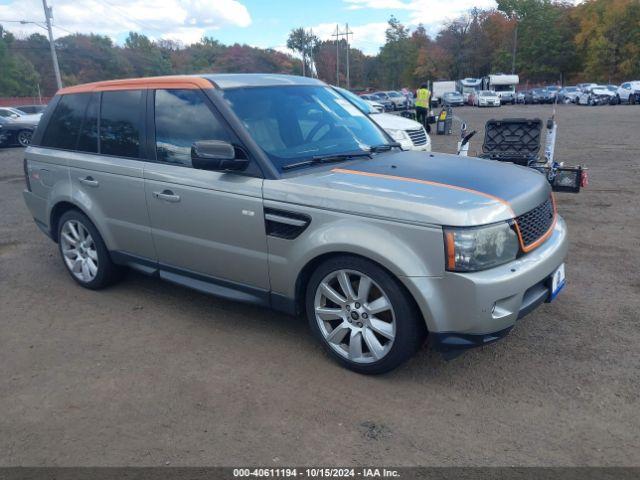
[415,83,431,131]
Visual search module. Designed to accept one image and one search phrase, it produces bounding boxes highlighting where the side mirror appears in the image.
[191,140,249,172]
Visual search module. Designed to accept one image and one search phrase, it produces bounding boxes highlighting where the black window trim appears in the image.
[98,89,148,161]
[74,92,99,153]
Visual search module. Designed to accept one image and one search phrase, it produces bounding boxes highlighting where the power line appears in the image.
[94,0,170,37]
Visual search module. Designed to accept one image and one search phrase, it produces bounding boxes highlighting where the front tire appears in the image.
[57,210,123,289]
[17,130,32,147]
[306,255,426,374]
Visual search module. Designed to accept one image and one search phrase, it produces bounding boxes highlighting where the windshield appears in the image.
[493,85,515,92]
[462,86,477,94]
[222,85,389,171]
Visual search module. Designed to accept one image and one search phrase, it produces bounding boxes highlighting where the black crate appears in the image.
[481,118,543,164]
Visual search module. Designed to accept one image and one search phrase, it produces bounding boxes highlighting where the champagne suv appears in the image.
[23,74,568,373]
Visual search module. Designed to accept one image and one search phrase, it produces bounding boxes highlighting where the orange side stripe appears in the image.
[331,167,516,216]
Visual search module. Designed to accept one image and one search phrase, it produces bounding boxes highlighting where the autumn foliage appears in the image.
[1,0,639,96]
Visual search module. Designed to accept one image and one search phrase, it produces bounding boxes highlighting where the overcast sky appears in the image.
[0,0,498,55]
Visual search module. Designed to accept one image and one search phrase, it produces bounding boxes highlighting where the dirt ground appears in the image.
[0,104,638,467]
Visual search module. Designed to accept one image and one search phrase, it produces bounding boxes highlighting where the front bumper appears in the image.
[402,215,568,356]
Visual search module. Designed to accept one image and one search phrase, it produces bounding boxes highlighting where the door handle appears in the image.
[79,176,99,187]
[153,190,181,203]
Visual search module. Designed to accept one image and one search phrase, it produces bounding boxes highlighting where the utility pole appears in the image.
[309,28,315,78]
[332,24,340,86]
[511,17,518,75]
[344,23,353,89]
[42,0,62,89]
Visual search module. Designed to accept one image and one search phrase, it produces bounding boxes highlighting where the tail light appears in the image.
[23,158,31,192]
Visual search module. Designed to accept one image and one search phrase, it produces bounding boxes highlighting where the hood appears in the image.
[371,112,422,131]
[592,88,615,96]
[265,151,551,227]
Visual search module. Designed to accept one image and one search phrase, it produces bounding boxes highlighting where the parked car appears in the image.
[24,74,567,373]
[577,85,616,105]
[359,97,385,113]
[0,113,39,147]
[366,101,385,113]
[432,81,457,105]
[545,86,560,102]
[335,87,430,152]
[14,104,47,115]
[0,117,10,145]
[615,81,640,104]
[0,107,25,119]
[524,88,554,104]
[361,93,393,111]
[576,83,598,92]
[557,86,580,104]
[475,90,501,107]
[515,91,526,104]
[442,91,465,107]
[372,91,407,110]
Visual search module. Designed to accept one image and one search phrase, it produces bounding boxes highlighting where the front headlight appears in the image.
[387,129,407,141]
[444,222,519,272]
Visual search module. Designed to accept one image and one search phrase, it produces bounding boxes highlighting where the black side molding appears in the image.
[110,250,296,314]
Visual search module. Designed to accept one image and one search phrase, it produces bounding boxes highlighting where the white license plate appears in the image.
[550,263,566,301]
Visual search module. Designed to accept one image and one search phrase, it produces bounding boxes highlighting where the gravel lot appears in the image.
[0,104,638,467]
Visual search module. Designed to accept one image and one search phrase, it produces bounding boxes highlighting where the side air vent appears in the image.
[264,208,311,240]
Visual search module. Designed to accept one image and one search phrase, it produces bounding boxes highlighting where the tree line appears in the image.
[1,0,638,97]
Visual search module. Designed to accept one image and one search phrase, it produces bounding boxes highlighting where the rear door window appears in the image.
[100,90,142,158]
[154,89,230,166]
[41,93,92,150]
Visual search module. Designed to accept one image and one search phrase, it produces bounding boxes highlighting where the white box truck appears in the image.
[432,81,456,105]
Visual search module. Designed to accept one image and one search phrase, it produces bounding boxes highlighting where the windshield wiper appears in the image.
[368,142,401,153]
[282,151,372,171]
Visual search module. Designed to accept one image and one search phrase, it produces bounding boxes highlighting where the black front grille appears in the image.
[406,128,427,146]
[515,196,555,248]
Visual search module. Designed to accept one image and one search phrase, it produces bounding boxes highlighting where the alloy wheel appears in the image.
[314,269,396,364]
[17,130,32,147]
[60,220,99,283]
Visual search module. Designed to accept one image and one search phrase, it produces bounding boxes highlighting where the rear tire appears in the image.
[306,255,426,374]
[57,210,123,290]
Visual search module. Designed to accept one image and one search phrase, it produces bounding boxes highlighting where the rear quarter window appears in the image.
[41,93,92,150]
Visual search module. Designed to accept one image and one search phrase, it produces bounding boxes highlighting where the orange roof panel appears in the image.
[57,75,213,95]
